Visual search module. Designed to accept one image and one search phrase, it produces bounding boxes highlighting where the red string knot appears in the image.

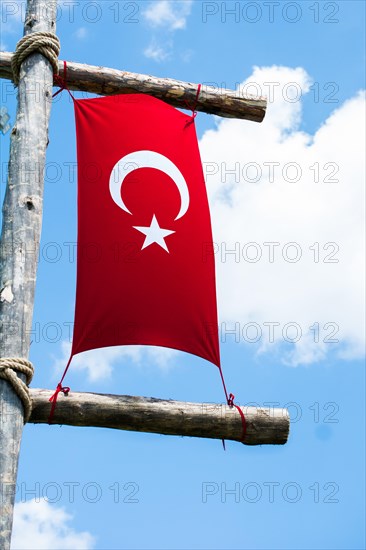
[49,383,70,403]
[228,392,247,443]
[228,393,235,407]
[48,383,70,424]
[184,83,201,127]
[52,61,74,101]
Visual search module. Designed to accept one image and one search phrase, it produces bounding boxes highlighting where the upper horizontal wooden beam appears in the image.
[0,51,267,122]
[29,389,289,446]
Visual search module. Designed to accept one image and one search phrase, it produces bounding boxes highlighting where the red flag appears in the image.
[71,94,220,367]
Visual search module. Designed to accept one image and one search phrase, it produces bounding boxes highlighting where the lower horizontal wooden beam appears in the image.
[0,51,267,122]
[29,389,289,446]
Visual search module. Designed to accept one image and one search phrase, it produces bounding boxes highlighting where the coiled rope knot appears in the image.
[0,358,34,423]
[12,31,60,86]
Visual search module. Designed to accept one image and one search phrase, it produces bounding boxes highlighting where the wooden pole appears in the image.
[0,52,267,122]
[0,1,57,548]
[30,389,289,446]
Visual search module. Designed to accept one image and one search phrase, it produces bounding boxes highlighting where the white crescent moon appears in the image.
[109,150,190,221]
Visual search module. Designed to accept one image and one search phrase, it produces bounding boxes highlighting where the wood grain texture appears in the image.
[0,51,267,122]
[0,2,57,548]
[30,389,290,446]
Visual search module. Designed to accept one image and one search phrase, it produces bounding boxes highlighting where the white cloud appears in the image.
[74,27,88,40]
[146,346,179,369]
[144,40,171,62]
[143,0,193,30]
[199,65,365,365]
[52,341,178,382]
[11,499,95,550]
[142,0,193,61]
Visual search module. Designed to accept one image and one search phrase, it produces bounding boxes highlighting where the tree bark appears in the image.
[0,2,57,548]
[29,389,289,446]
[0,52,267,122]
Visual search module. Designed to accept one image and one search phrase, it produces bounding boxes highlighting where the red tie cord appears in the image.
[184,83,202,126]
[52,60,74,101]
[218,365,247,449]
[48,355,72,424]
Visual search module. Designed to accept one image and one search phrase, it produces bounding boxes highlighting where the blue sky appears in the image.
[1,1,365,549]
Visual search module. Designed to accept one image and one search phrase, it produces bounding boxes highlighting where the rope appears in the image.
[0,358,34,423]
[12,31,60,86]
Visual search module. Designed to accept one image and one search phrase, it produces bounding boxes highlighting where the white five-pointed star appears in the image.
[133,215,175,252]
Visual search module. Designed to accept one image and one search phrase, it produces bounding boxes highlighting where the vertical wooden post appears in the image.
[0,1,57,547]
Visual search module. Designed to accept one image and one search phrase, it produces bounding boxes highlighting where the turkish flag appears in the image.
[71,94,220,367]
